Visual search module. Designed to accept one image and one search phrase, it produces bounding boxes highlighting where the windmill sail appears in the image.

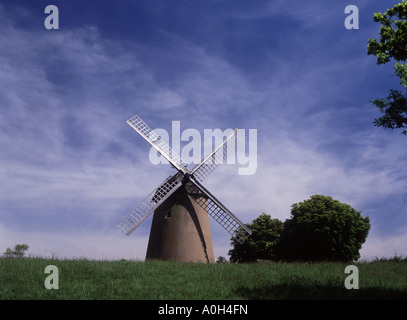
[127,115,189,173]
[186,179,252,243]
[190,128,240,182]
[117,173,182,235]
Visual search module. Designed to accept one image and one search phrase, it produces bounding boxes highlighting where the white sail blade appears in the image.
[186,178,252,243]
[191,128,241,182]
[117,173,182,235]
[127,115,189,173]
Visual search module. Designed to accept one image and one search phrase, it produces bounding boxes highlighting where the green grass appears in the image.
[1,258,407,299]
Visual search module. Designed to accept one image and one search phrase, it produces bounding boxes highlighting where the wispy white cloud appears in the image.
[0,1,406,261]
[0,7,170,235]
[360,226,407,260]
[0,223,148,260]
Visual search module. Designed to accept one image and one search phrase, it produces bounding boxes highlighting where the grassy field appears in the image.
[1,257,407,300]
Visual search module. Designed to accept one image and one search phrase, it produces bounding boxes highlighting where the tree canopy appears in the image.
[3,244,29,258]
[368,1,407,135]
[229,213,283,263]
[274,195,370,262]
[229,195,370,263]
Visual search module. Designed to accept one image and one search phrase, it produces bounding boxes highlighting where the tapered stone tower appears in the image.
[146,185,214,263]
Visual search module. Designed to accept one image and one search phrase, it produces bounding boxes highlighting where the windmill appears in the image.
[116,115,251,263]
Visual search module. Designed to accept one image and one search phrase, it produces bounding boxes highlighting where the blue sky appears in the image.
[0,0,406,260]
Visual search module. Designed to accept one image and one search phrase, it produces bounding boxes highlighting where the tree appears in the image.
[229,213,283,263]
[367,1,407,135]
[3,244,29,258]
[274,195,370,262]
[216,256,228,264]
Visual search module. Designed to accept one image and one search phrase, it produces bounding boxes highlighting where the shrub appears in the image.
[274,195,370,262]
[3,244,29,258]
[229,213,283,263]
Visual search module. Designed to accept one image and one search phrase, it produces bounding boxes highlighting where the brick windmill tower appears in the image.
[116,115,251,263]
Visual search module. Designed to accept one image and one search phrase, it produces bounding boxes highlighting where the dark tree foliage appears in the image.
[368,1,407,135]
[274,195,370,262]
[3,244,29,258]
[367,1,407,64]
[229,213,283,263]
[372,89,407,134]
